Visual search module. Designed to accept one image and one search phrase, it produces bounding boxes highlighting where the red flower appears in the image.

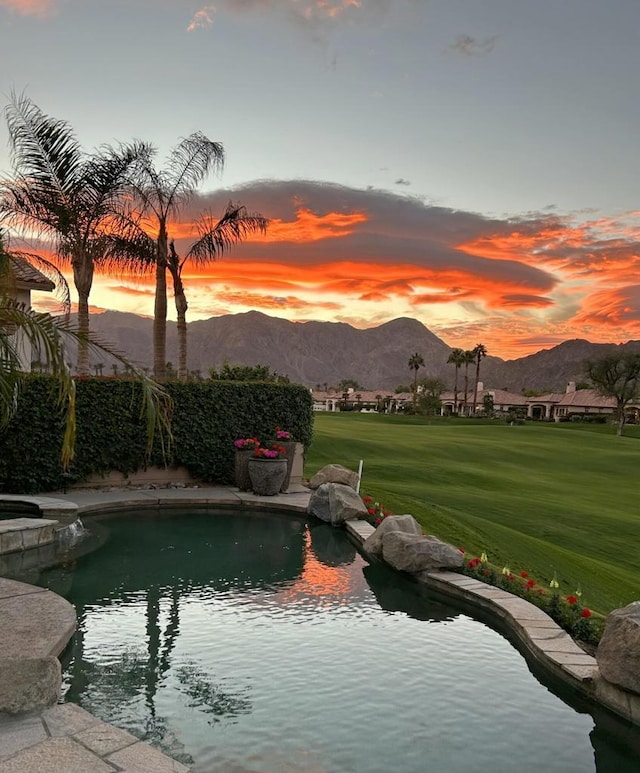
[526,579,535,589]
[581,608,592,618]
[363,496,373,503]
[367,507,376,515]
[482,569,491,576]
[374,517,382,526]
[567,595,578,605]
[383,510,391,516]
[536,588,544,594]
[520,571,528,578]
[507,573,514,581]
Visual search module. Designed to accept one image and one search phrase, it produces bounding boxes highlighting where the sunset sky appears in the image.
[2,0,640,358]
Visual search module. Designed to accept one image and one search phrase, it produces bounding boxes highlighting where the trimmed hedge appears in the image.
[0,376,314,493]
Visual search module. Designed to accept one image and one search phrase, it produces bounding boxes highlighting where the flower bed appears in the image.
[462,555,604,646]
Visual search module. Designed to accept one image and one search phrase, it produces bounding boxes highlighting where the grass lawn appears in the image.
[305,413,640,615]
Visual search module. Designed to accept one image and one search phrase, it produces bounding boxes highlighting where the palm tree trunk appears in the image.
[413,369,418,409]
[463,365,469,415]
[453,366,459,414]
[472,359,481,414]
[153,222,168,380]
[173,272,188,380]
[72,257,94,376]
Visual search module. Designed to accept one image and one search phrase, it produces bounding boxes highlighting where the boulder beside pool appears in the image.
[307,482,368,525]
[382,532,465,573]
[596,601,640,695]
[308,464,360,491]
[363,513,423,557]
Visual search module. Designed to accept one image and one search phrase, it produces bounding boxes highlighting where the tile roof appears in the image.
[8,256,55,292]
[557,389,616,408]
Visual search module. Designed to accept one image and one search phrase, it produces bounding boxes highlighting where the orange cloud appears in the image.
[573,285,640,328]
[212,290,341,312]
[18,180,640,359]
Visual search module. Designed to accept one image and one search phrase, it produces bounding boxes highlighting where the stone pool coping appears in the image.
[1,486,638,772]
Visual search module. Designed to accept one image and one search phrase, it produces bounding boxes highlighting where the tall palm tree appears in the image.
[461,350,475,415]
[471,343,488,414]
[168,202,268,379]
[1,93,146,375]
[128,134,225,379]
[447,347,465,414]
[408,352,425,410]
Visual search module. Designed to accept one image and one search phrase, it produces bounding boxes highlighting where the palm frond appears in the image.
[81,141,151,226]
[4,91,83,205]
[165,133,224,213]
[0,301,74,445]
[186,201,268,264]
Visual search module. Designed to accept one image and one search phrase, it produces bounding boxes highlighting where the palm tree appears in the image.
[408,352,425,410]
[1,93,146,375]
[447,348,465,415]
[461,350,475,415]
[168,202,268,379]
[127,134,225,379]
[471,343,488,414]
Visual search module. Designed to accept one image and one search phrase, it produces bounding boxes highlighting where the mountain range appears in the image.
[78,310,640,393]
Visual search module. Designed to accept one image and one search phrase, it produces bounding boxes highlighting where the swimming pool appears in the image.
[23,509,640,772]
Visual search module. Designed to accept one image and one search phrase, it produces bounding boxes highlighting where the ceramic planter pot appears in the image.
[271,440,296,492]
[248,457,288,496]
[234,449,255,491]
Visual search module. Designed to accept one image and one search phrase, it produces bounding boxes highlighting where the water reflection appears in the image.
[5,510,640,772]
[363,562,457,623]
[307,520,357,567]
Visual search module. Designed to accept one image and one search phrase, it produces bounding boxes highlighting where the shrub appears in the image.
[0,376,313,493]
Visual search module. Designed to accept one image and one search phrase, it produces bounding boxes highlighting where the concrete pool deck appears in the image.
[0,485,637,771]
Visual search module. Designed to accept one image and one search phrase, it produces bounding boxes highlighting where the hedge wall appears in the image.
[0,376,314,493]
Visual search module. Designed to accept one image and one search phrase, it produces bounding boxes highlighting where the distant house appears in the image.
[526,382,613,420]
[312,380,640,423]
[441,382,527,416]
[311,388,411,413]
[5,256,55,371]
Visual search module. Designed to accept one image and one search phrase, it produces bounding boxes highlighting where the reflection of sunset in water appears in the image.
[276,528,367,607]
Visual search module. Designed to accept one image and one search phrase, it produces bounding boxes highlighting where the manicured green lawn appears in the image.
[305,413,640,615]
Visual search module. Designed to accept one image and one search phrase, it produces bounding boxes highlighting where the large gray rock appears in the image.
[381,532,465,573]
[308,464,360,491]
[596,601,640,695]
[307,483,368,525]
[363,514,422,557]
[0,656,61,713]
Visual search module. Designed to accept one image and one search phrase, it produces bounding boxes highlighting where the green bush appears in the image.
[0,376,313,493]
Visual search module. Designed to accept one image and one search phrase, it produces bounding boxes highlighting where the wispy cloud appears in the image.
[187,5,217,32]
[449,34,498,57]
[0,0,54,16]
[187,0,381,32]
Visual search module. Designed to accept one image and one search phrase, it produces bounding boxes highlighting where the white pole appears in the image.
[356,459,364,493]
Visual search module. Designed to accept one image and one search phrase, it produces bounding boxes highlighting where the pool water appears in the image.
[26,510,640,772]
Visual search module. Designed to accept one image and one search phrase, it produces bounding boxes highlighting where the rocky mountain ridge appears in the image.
[77,310,640,393]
